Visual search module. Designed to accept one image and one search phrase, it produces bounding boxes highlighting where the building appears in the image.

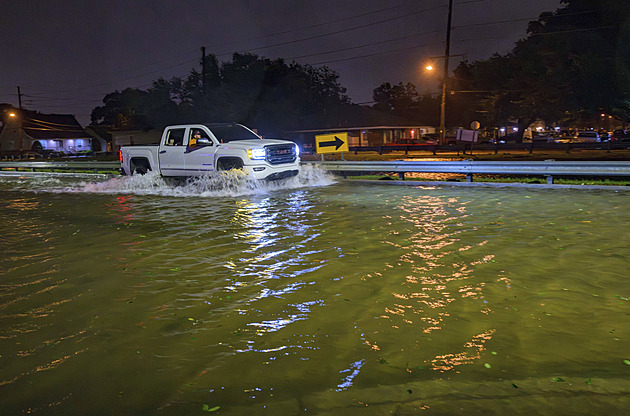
[0,109,96,157]
[286,125,436,150]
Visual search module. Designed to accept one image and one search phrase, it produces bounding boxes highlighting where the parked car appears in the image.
[612,129,628,141]
[531,133,555,142]
[574,131,600,142]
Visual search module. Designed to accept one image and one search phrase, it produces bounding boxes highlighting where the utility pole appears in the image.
[17,86,23,153]
[201,46,206,96]
[17,86,23,109]
[439,0,453,144]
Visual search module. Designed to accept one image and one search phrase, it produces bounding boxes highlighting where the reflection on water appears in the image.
[1,173,630,415]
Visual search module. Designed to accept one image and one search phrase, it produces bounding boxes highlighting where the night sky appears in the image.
[1,0,562,124]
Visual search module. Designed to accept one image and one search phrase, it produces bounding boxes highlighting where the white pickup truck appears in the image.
[119,123,300,180]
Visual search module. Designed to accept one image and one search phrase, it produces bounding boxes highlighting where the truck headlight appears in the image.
[248,148,266,160]
[295,144,300,157]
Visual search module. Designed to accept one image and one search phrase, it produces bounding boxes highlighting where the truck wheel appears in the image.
[130,160,151,175]
[217,158,244,171]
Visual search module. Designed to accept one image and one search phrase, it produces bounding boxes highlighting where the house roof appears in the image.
[20,110,89,140]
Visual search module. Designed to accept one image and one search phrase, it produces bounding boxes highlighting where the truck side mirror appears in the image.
[197,138,212,145]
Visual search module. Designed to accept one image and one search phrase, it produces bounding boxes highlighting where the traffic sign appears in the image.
[315,132,349,154]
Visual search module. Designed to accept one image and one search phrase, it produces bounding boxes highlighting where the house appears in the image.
[0,109,95,156]
[286,125,436,149]
[283,104,436,149]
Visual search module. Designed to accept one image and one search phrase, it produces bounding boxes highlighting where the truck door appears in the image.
[184,127,217,174]
[159,128,187,176]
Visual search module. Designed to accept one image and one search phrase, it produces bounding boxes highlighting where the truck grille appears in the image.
[266,144,297,165]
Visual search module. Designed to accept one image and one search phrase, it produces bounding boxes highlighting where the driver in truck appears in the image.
[189,130,202,147]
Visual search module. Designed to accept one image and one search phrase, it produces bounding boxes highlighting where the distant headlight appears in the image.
[248,148,266,160]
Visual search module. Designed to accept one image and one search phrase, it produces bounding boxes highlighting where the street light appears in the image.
[8,111,23,153]
[422,0,453,144]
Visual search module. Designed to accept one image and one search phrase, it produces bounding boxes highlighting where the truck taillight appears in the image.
[118,150,123,163]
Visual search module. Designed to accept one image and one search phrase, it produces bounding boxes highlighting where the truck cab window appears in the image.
[189,129,211,146]
[165,129,185,146]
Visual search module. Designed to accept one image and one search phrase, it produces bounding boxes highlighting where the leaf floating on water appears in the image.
[484,363,492,369]
[378,358,392,366]
[623,360,630,365]
[616,295,629,301]
[202,404,221,412]
[552,377,564,382]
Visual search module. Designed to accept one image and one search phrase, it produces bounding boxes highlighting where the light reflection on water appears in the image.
[1,172,630,415]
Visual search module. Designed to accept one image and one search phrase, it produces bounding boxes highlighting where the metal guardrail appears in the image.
[3,160,630,184]
[313,160,630,184]
[0,161,121,173]
[349,140,630,155]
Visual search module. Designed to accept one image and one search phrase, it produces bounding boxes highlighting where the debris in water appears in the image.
[202,404,221,412]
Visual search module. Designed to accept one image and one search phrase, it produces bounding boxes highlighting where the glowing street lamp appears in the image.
[422,0,453,144]
[7,111,23,153]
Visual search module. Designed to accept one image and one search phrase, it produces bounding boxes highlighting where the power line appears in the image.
[287,29,440,60]
[204,0,425,50]
[230,4,446,55]
[310,41,434,65]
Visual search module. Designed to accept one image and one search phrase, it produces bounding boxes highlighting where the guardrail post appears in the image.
[432,145,437,155]
[399,172,405,180]
[466,173,473,182]
[378,146,383,155]
[546,175,554,184]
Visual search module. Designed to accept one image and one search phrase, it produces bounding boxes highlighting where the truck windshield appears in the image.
[206,125,261,142]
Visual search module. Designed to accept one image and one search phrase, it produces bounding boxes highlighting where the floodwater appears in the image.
[1,167,629,415]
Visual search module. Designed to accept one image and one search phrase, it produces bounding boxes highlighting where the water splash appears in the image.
[0,164,336,197]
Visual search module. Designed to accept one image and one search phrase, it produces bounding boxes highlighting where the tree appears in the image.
[90,88,150,129]
[451,0,630,137]
[90,53,350,134]
[372,82,418,119]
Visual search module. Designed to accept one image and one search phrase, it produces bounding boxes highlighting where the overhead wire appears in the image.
[228,3,446,55]
[8,0,438,115]
[8,0,598,119]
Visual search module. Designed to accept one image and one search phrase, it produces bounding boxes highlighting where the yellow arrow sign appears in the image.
[315,132,349,154]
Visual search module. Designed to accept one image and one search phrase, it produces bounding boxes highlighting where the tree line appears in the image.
[91,0,630,139]
[90,53,353,134]
[371,0,630,139]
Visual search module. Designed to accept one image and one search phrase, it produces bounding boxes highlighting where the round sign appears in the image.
[470,121,481,130]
